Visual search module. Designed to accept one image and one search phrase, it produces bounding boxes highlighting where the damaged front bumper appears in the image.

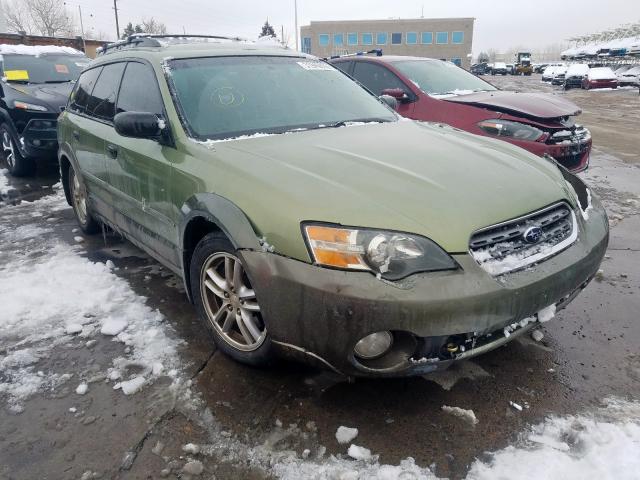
[241,199,609,378]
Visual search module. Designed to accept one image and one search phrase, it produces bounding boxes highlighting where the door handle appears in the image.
[106,144,118,159]
[72,130,80,140]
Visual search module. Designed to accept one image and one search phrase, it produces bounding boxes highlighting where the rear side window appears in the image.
[70,67,102,112]
[352,61,407,96]
[86,62,126,121]
[333,61,353,75]
[116,62,164,116]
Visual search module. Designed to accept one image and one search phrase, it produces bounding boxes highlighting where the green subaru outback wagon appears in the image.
[58,35,608,377]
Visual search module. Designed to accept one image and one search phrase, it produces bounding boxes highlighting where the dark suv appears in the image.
[0,45,89,176]
[331,55,592,172]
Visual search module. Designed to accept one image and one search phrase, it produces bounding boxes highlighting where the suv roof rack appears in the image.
[97,34,247,56]
[323,49,383,61]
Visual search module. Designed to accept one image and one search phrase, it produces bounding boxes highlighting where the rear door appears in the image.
[105,60,179,267]
[351,61,415,117]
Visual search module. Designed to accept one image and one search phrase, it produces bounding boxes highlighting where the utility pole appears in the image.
[78,5,87,53]
[113,0,120,40]
[281,25,284,46]
[294,0,298,51]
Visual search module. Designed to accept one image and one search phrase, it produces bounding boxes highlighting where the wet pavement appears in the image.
[0,74,639,479]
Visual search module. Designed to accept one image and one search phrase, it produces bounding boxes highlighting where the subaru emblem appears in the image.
[523,226,543,244]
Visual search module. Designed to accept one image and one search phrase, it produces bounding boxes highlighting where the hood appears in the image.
[443,91,581,119]
[194,121,574,260]
[8,82,73,111]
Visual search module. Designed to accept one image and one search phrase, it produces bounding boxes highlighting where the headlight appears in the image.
[303,224,457,280]
[13,100,48,112]
[478,119,543,141]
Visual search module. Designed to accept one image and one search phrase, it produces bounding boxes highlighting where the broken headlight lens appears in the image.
[303,224,457,280]
[13,100,48,112]
[477,119,543,141]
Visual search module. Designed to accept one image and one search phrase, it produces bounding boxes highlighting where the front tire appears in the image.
[68,164,100,234]
[1,125,35,177]
[190,232,273,366]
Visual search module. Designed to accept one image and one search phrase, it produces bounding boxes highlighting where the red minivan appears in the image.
[331,55,592,172]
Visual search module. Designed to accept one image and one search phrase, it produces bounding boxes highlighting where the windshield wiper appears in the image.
[44,80,72,83]
[315,118,392,130]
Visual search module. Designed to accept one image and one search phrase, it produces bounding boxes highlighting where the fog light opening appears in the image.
[354,331,393,360]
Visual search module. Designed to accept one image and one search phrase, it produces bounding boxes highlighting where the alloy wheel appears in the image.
[200,252,266,351]
[2,131,15,169]
[70,170,88,225]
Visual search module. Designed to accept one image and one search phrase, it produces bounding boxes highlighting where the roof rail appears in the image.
[97,33,247,55]
[324,49,383,61]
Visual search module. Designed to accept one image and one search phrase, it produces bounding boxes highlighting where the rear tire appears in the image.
[1,124,35,177]
[68,164,100,234]
[190,232,273,367]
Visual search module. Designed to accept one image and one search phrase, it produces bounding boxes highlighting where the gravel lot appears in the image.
[0,74,638,480]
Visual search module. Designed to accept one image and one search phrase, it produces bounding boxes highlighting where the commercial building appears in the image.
[300,18,474,68]
[0,32,106,58]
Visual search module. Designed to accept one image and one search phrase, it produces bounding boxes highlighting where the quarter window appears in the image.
[352,61,408,96]
[86,62,126,121]
[421,32,433,44]
[361,33,373,45]
[376,32,387,45]
[319,34,330,47]
[347,33,358,46]
[391,33,402,45]
[436,32,449,44]
[406,32,418,44]
[452,31,464,44]
[70,66,102,113]
[116,62,163,117]
[334,33,344,46]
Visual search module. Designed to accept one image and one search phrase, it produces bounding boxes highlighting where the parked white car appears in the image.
[542,66,558,82]
[617,66,640,86]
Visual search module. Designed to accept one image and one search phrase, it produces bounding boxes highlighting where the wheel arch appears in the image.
[57,143,80,206]
[180,193,262,301]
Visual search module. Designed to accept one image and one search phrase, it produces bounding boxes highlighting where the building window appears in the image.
[319,34,329,47]
[376,32,387,45]
[451,57,462,66]
[421,32,433,44]
[436,32,448,44]
[302,37,311,54]
[406,32,418,44]
[452,31,464,44]
[333,33,344,46]
[391,33,402,45]
[361,33,373,45]
[347,32,358,46]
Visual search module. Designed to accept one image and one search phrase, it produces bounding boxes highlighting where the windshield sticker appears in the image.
[55,64,69,74]
[4,70,29,81]
[297,61,334,71]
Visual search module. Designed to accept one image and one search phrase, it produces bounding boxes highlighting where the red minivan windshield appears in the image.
[391,60,497,97]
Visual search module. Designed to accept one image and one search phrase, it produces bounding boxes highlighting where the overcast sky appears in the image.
[70,0,640,54]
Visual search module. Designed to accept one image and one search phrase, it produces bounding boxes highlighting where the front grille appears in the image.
[470,203,577,275]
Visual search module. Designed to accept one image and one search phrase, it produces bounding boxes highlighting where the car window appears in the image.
[116,62,164,116]
[352,61,408,96]
[333,61,353,75]
[86,62,126,121]
[70,66,103,113]
[167,56,397,141]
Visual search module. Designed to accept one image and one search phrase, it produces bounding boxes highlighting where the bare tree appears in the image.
[141,17,167,35]
[3,0,76,37]
[3,0,34,34]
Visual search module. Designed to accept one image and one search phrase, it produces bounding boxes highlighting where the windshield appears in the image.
[390,60,497,97]
[1,53,89,83]
[167,56,397,140]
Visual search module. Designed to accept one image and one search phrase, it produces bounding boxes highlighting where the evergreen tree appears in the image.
[259,20,276,38]
[121,22,135,39]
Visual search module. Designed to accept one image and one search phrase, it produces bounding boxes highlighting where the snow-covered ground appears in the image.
[1,187,639,479]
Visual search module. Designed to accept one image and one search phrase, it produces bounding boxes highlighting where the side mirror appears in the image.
[381,88,409,102]
[114,111,162,139]
[379,94,398,110]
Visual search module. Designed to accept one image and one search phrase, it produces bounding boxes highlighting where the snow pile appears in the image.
[441,405,479,426]
[587,67,617,81]
[0,194,184,411]
[347,444,373,461]
[336,426,359,444]
[0,168,11,197]
[466,397,640,479]
[566,64,589,78]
